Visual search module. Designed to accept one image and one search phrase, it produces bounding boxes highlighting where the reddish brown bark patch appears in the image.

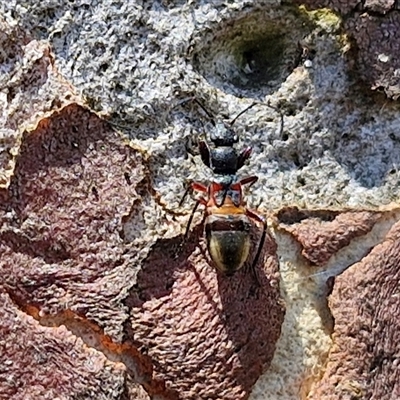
[276,207,381,265]
[0,103,154,396]
[0,101,186,398]
[1,104,145,326]
[0,290,125,400]
[308,219,400,399]
[126,229,285,400]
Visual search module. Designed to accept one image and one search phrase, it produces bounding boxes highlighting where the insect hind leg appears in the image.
[182,197,206,241]
[245,208,268,285]
[175,189,207,259]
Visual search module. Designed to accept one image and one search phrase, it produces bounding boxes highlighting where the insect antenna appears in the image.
[191,98,217,125]
[229,101,284,138]
[171,96,216,126]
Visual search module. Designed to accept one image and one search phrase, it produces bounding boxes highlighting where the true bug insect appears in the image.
[182,177,267,276]
[179,99,283,276]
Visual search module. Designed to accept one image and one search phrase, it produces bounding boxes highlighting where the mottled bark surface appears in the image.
[0,104,151,398]
[276,207,382,265]
[127,232,284,400]
[292,0,400,98]
[1,0,400,399]
[308,220,400,400]
[0,291,127,400]
[0,22,77,187]
[0,103,285,399]
[0,104,143,325]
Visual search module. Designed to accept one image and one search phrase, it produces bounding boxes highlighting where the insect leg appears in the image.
[239,176,258,188]
[179,182,208,207]
[198,140,211,168]
[175,196,207,259]
[183,182,207,237]
[179,185,193,207]
[246,208,268,283]
[237,146,252,170]
[176,182,208,257]
[182,197,206,240]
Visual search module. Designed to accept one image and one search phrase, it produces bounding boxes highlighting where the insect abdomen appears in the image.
[205,215,251,275]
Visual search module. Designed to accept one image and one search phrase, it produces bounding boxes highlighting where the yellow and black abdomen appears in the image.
[205,214,251,275]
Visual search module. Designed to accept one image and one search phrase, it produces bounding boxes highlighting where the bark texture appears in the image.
[308,220,400,400]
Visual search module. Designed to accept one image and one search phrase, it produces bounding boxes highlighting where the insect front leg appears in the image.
[237,146,252,170]
[198,140,212,169]
[240,176,258,188]
[179,181,208,207]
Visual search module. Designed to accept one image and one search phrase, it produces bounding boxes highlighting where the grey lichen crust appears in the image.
[2,0,400,216]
